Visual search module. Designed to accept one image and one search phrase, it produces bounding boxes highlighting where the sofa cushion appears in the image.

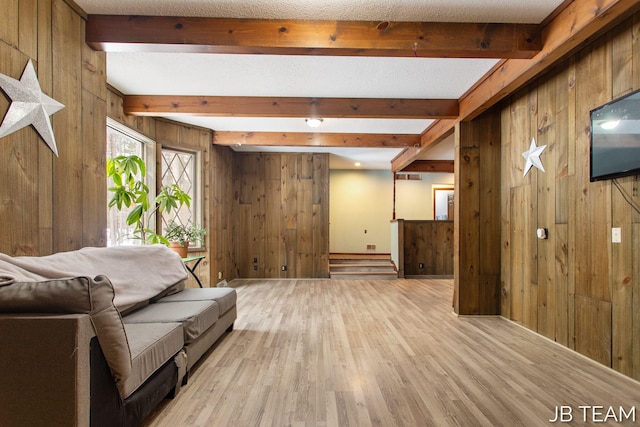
[123,301,219,344]
[0,275,132,387]
[157,288,237,315]
[119,322,183,399]
[119,280,187,317]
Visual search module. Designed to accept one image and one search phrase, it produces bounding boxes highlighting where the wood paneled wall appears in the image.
[0,0,106,256]
[233,153,330,278]
[209,145,238,282]
[402,220,454,276]
[455,110,502,315]
[500,14,640,379]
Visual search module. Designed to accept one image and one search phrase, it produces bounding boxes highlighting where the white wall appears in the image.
[329,170,454,253]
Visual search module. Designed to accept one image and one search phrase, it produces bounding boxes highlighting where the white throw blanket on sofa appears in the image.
[0,245,188,311]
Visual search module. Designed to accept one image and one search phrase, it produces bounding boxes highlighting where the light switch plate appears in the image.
[612,227,622,243]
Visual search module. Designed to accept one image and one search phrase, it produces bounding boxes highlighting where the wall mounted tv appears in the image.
[590,88,640,181]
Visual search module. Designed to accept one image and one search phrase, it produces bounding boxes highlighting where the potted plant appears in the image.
[107,155,191,245]
[163,221,207,257]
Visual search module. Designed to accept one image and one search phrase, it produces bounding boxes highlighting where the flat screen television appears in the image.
[590,89,640,181]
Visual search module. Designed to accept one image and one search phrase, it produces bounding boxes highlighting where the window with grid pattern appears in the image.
[161,148,202,247]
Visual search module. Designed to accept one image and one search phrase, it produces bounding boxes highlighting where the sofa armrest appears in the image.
[0,314,95,427]
[0,275,132,388]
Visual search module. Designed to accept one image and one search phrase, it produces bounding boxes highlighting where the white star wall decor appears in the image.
[522,137,546,177]
[0,59,65,157]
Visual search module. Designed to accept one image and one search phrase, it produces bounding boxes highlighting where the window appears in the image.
[106,118,156,246]
[161,148,203,248]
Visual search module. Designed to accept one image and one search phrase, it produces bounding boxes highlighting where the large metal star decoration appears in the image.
[0,59,65,157]
[522,137,546,177]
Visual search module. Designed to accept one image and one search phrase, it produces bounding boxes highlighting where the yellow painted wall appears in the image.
[329,169,454,253]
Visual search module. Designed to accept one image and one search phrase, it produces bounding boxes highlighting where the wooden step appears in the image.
[329,259,393,265]
[329,253,397,279]
[330,253,390,260]
[330,272,399,280]
[329,263,396,273]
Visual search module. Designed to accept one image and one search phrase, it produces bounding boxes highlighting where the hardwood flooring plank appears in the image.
[143,278,640,427]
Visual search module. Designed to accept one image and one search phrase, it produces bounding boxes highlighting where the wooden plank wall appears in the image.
[455,110,502,315]
[233,152,330,278]
[0,0,106,256]
[210,144,238,282]
[402,220,454,275]
[500,14,640,379]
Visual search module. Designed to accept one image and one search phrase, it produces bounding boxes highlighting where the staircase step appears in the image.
[329,264,396,273]
[329,259,393,265]
[329,253,397,279]
[330,253,391,260]
[330,272,399,280]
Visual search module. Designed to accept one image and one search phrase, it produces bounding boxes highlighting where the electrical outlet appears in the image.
[419,263,424,269]
[253,257,258,263]
[281,265,287,271]
[253,265,258,270]
[218,272,222,279]
[612,227,622,243]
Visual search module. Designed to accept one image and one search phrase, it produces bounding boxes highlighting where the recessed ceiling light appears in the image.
[306,118,323,128]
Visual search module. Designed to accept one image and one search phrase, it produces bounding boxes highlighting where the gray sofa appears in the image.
[0,246,237,427]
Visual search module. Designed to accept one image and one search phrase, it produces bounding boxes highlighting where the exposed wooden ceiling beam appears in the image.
[400,160,454,173]
[214,131,419,148]
[392,0,640,171]
[124,95,459,119]
[86,15,541,59]
[392,121,455,170]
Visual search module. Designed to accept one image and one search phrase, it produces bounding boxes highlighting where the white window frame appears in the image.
[106,118,156,246]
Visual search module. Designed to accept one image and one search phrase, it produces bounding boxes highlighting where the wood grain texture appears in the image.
[500,13,640,379]
[455,113,501,315]
[399,160,454,173]
[142,278,640,427]
[402,220,453,276]
[499,105,512,319]
[214,131,419,148]
[126,96,459,119]
[0,0,107,256]
[610,19,636,377]
[209,145,238,281]
[536,74,556,341]
[86,15,541,59]
[52,0,83,252]
[234,153,329,278]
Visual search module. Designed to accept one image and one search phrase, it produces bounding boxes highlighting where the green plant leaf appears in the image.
[127,204,144,226]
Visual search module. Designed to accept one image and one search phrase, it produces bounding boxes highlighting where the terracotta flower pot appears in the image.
[169,241,189,258]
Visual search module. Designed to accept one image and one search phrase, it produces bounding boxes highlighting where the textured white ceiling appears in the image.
[75,0,562,23]
[108,54,497,99]
[77,0,565,169]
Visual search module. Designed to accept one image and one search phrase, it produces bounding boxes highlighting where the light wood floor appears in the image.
[143,278,640,426]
